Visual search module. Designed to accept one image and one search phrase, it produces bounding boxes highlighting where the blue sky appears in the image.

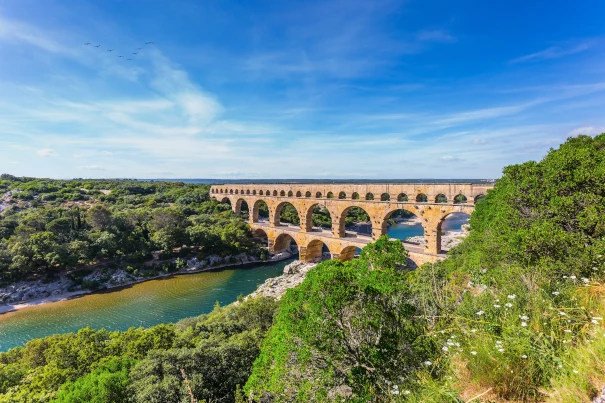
[0,0,604,179]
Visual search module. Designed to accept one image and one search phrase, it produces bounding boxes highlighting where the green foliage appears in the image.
[53,356,135,403]
[246,238,438,401]
[0,179,256,282]
[0,297,278,403]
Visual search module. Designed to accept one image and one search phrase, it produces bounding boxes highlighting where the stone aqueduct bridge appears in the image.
[210,183,493,267]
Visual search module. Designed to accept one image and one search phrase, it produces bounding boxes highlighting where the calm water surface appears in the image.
[0,260,289,351]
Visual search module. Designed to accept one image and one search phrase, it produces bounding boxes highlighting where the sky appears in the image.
[0,0,604,179]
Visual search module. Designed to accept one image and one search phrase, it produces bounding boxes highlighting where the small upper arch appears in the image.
[288,190,293,197]
[273,190,278,196]
[380,193,390,201]
[305,191,312,197]
[454,194,467,204]
[365,193,374,201]
[338,191,346,199]
[326,192,334,199]
[397,193,408,202]
[252,190,257,195]
[435,194,448,203]
[316,192,322,198]
[474,194,486,203]
[280,190,286,196]
[416,193,428,202]
[352,192,360,200]
[296,191,302,197]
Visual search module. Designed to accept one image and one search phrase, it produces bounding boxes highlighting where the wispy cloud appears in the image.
[36,148,58,157]
[510,41,594,64]
[569,126,605,136]
[417,29,457,43]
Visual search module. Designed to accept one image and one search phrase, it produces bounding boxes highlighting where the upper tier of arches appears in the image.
[211,185,490,206]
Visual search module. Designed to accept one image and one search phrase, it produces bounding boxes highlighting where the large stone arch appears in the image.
[337,245,358,261]
[273,232,299,254]
[302,238,331,263]
[251,199,270,223]
[251,228,270,249]
[302,202,334,232]
[273,201,303,227]
[380,206,421,237]
[336,205,373,238]
[234,198,249,215]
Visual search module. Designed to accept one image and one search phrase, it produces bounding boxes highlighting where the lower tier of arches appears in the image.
[251,223,446,268]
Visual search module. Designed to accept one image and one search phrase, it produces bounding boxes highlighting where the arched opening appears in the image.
[274,202,300,226]
[296,191,302,197]
[288,191,293,197]
[304,239,331,263]
[474,194,486,203]
[235,189,239,194]
[305,191,312,198]
[252,228,269,249]
[259,190,264,196]
[352,192,360,200]
[252,190,257,195]
[229,189,234,194]
[280,190,286,196]
[338,191,346,199]
[380,193,390,201]
[273,190,278,196]
[220,197,231,206]
[339,206,371,237]
[383,208,423,244]
[246,190,250,195]
[397,193,408,202]
[454,194,467,204]
[326,192,334,199]
[416,193,428,202]
[435,194,447,203]
[365,193,374,201]
[301,203,332,231]
[315,192,322,198]
[273,233,299,256]
[338,245,359,262]
[251,200,269,223]
[438,212,471,251]
[235,199,249,218]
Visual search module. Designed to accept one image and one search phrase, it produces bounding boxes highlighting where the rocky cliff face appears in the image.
[248,260,317,300]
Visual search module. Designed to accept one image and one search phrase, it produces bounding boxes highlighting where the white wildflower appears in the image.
[552,291,560,295]
[520,315,529,320]
[497,348,504,352]
[507,294,516,300]
[521,354,527,359]
[424,361,432,366]
[442,346,449,352]
[564,329,572,333]
[559,312,566,316]
[573,369,579,374]
[570,275,576,280]
[505,303,513,308]
[471,351,477,355]
[404,390,411,395]
[521,322,527,327]
[476,310,485,316]
[494,304,501,308]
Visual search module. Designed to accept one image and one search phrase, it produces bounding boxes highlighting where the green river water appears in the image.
[0,259,290,351]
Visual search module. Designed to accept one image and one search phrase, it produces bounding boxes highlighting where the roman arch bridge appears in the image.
[210,183,493,267]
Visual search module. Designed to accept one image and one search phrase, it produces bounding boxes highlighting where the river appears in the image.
[0,260,289,352]
[0,215,468,352]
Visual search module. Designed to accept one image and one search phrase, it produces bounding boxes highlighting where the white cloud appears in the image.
[473,138,487,144]
[568,126,605,136]
[441,155,465,162]
[511,41,593,64]
[36,148,58,157]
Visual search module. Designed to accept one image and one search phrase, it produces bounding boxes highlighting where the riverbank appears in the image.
[0,251,293,315]
[248,260,318,300]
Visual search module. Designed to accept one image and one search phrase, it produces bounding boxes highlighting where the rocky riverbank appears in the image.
[0,251,292,314]
[406,225,470,249]
[248,260,317,300]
